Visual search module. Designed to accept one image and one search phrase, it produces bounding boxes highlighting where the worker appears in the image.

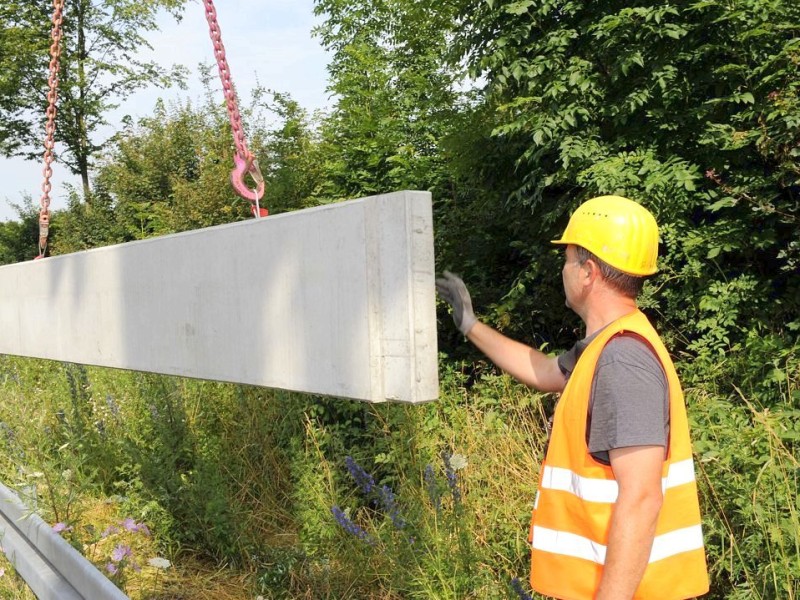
[436,196,709,599]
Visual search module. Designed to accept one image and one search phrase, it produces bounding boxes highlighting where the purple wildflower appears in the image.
[345,457,406,529]
[105,394,120,419]
[424,464,441,511]
[345,456,375,495]
[52,522,72,534]
[119,517,151,536]
[511,578,533,600]
[111,544,132,563]
[122,517,140,532]
[106,562,118,575]
[441,451,462,505]
[331,506,374,545]
[378,484,406,529]
[101,525,119,538]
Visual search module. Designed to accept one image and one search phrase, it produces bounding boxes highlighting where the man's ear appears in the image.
[581,258,601,286]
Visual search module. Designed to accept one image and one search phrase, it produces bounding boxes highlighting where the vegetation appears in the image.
[0,0,798,598]
[0,0,188,198]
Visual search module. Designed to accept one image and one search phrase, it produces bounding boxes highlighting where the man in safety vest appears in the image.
[436,196,709,599]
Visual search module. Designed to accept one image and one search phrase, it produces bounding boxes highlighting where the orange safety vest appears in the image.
[529,310,709,599]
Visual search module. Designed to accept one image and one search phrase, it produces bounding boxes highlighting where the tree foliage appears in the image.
[0,1,50,156]
[0,200,40,264]
[312,0,464,199]
[257,92,325,212]
[48,80,325,254]
[0,0,188,198]
[452,0,800,351]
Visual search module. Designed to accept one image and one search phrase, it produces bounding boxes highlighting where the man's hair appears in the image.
[575,246,645,298]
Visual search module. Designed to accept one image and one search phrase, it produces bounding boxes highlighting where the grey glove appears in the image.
[435,271,478,335]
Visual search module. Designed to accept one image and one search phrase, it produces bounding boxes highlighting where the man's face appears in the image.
[561,244,585,310]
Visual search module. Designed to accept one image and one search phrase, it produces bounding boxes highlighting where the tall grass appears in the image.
[687,334,800,600]
[0,342,796,598]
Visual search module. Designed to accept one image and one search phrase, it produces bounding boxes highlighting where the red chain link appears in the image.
[37,0,65,258]
[202,0,266,213]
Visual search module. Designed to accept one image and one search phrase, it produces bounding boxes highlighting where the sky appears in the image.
[0,0,333,222]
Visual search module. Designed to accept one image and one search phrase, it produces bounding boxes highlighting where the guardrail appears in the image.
[0,482,128,599]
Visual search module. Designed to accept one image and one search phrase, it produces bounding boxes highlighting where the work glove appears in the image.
[435,271,478,336]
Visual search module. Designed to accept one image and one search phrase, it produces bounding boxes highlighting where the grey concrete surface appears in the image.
[0,191,438,402]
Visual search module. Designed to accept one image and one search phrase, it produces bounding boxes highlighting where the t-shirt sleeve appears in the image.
[588,335,669,464]
[558,330,599,378]
[558,345,578,377]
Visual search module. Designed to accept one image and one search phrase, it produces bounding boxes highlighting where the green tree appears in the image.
[0,0,188,200]
[48,184,126,254]
[257,91,325,213]
[89,96,247,242]
[0,1,50,157]
[57,82,323,253]
[0,200,40,264]
[312,0,570,353]
[454,0,800,348]
[312,0,464,199]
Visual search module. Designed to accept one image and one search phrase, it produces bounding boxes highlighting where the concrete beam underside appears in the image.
[0,191,438,403]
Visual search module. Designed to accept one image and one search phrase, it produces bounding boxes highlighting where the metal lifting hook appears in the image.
[205,0,269,218]
[231,153,268,217]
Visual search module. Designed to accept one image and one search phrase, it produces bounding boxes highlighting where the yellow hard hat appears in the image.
[551,195,659,276]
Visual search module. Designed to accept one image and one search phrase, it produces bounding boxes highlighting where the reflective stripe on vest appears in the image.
[532,523,705,565]
[539,457,697,504]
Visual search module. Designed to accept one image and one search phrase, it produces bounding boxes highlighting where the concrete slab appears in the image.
[0,191,438,403]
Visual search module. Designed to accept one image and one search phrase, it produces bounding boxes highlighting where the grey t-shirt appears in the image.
[557,329,669,465]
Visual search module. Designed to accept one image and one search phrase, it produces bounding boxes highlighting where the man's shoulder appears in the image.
[599,333,661,367]
[559,328,667,379]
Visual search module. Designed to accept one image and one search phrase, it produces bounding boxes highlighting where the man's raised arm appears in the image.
[436,272,566,393]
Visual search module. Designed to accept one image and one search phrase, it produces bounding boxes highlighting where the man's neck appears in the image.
[582,296,638,337]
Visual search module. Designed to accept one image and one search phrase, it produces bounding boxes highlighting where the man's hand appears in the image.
[435,271,478,335]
